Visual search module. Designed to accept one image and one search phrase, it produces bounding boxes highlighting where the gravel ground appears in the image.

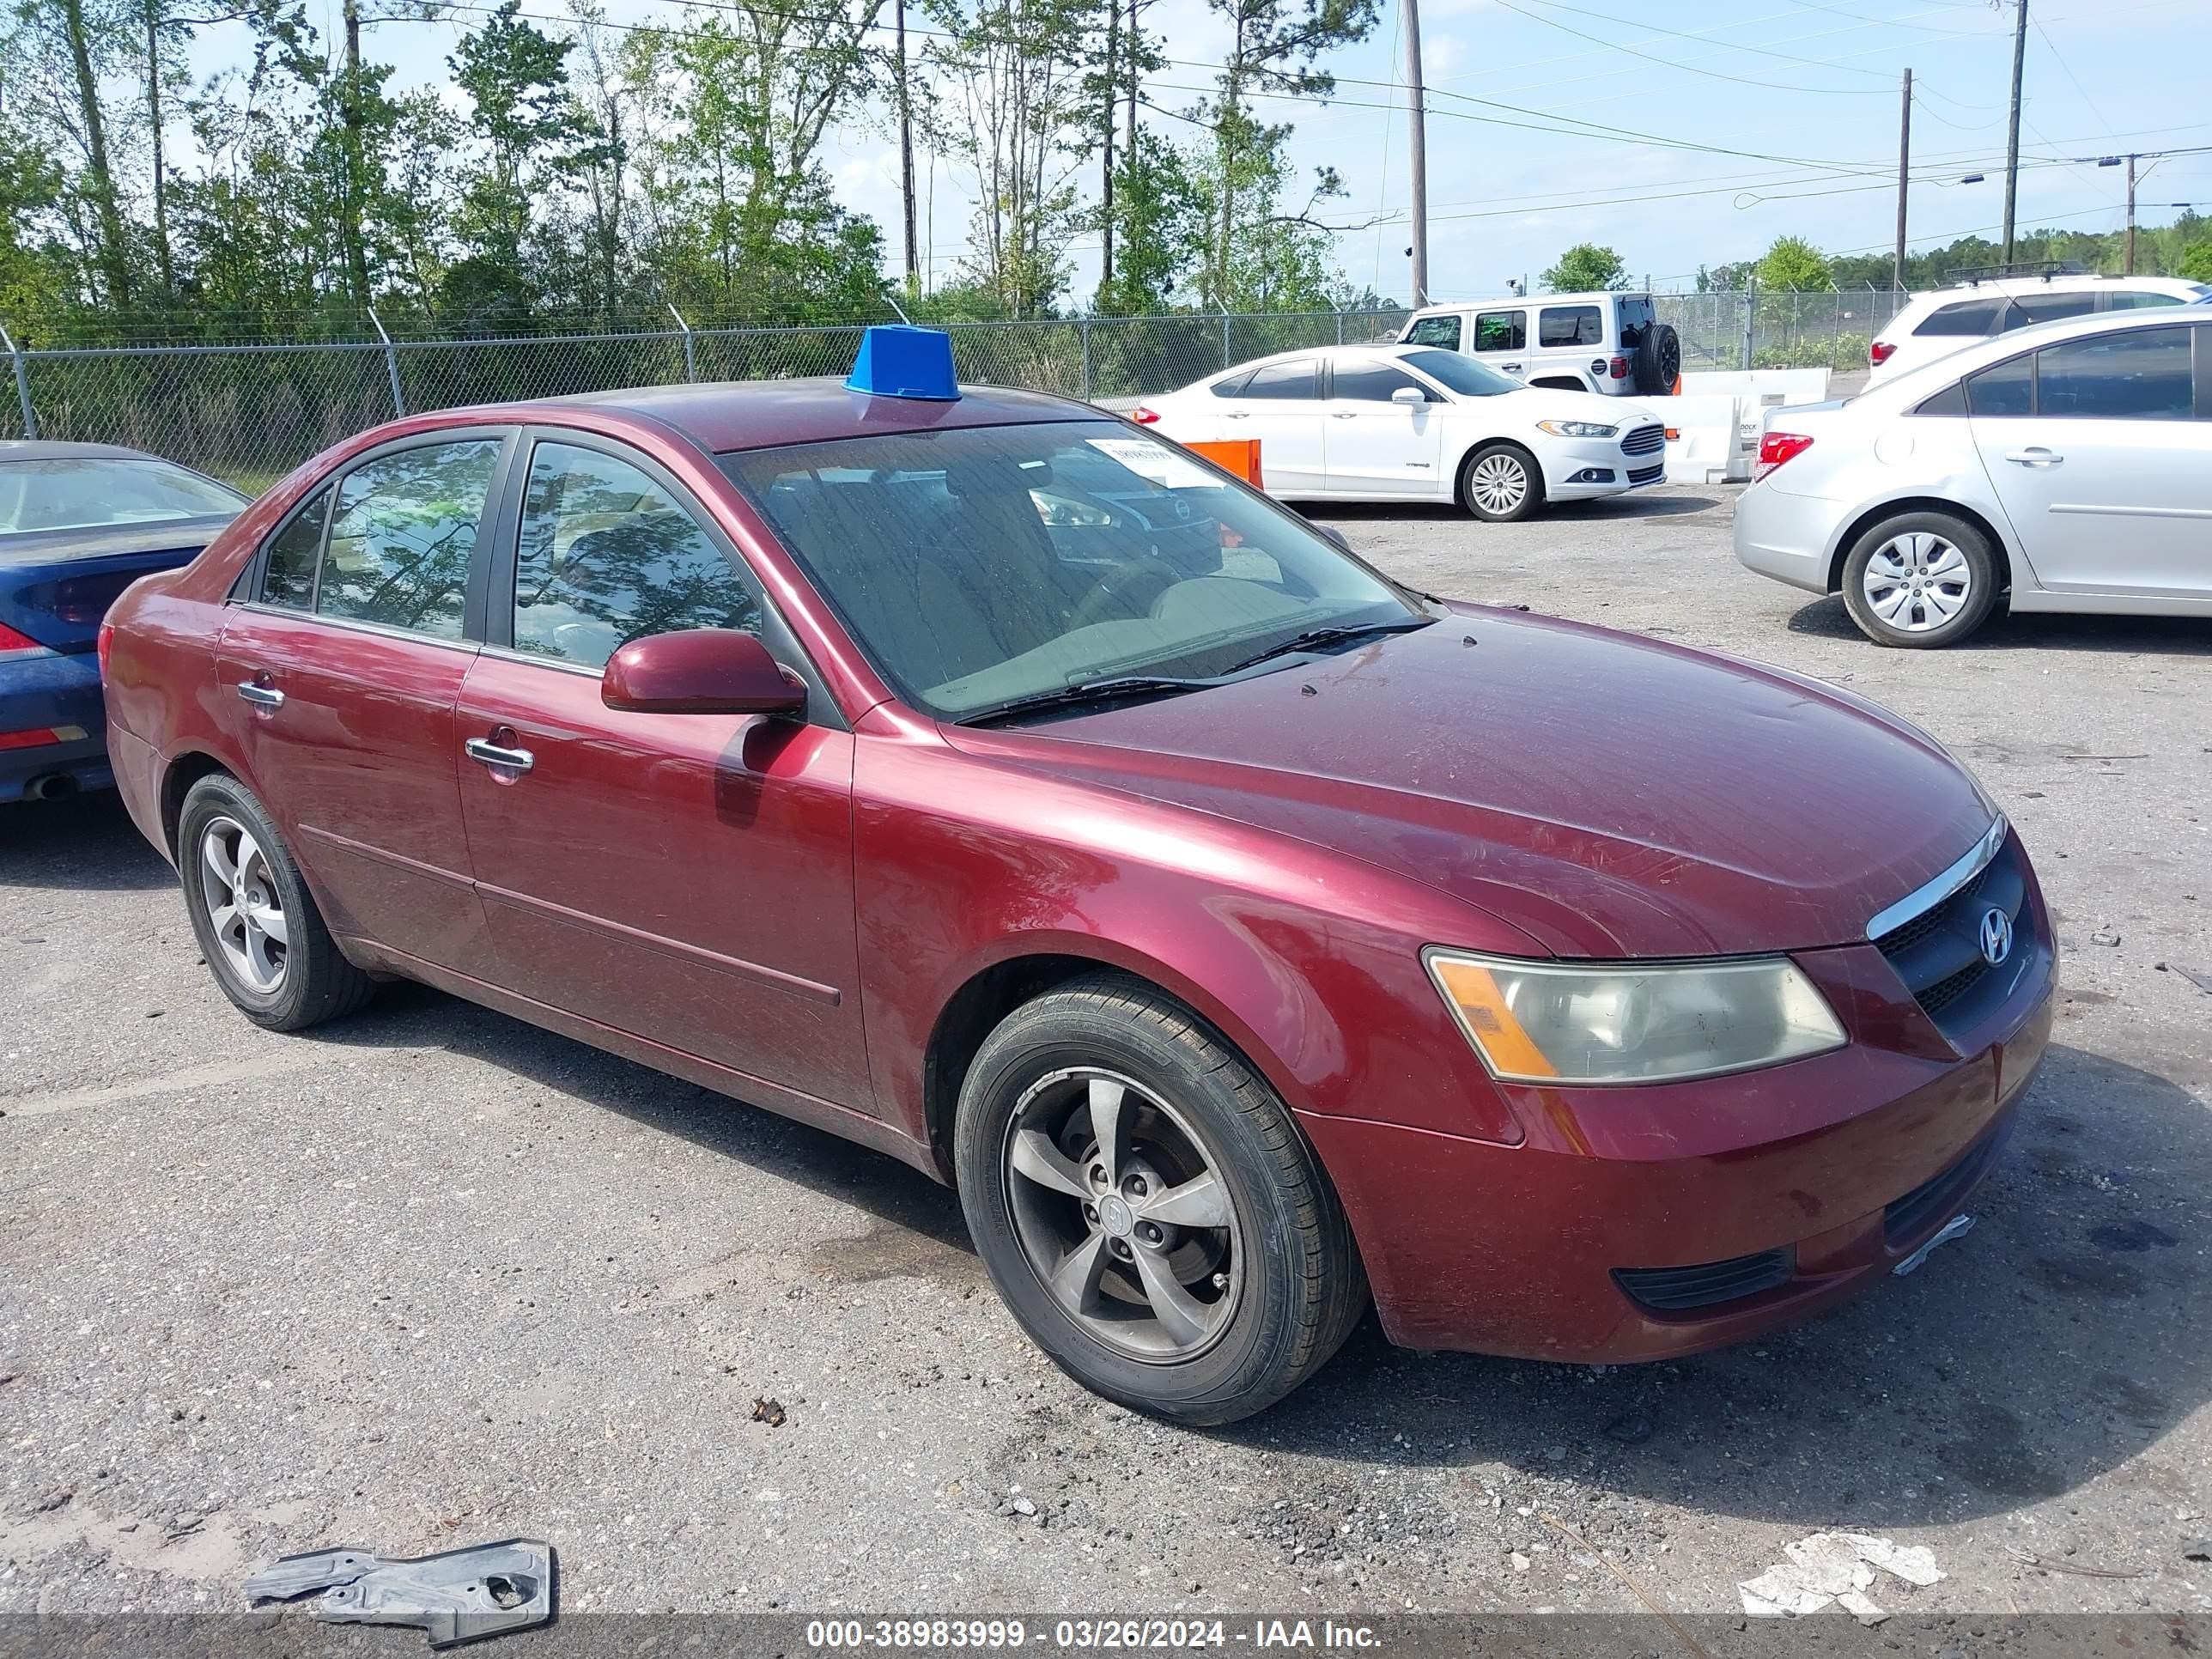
[3,483,2209,1626]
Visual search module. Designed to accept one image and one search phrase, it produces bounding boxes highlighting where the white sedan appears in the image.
[1735,307,2212,648]
[1133,345,1667,522]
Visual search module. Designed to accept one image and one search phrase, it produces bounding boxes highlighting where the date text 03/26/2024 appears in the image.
[805,1620,1384,1650]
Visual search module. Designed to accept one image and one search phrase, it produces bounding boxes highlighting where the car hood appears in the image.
[1492,387,1663,428]
[949,607,1995,958]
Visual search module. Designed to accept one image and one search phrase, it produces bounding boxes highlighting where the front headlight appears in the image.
[1424,950,1847,1085]
[1535,419,1619,438]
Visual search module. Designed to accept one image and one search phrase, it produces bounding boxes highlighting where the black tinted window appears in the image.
[1913,381,1968,417]
[260,489,329,609]
[2108,290,2183,310]
[1615,295,1653,348]
[513,443,760,669]
[1916,298,2004,337]
[1539,305,1602,347]
[1241,361,1316,400]
[1332,362,1428,403]
[2002,291,2096,330]
[319,441,501,639]
[1964,354,2035,417]
[2035,327,2194,420]
[1404,314,1462,349]
[1474,311,1525,352]
[1209,370,1255,398]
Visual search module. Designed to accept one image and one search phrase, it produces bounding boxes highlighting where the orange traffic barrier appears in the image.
[1185,438,1264,489]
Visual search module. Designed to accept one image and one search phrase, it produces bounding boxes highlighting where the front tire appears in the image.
[178,774,374,1030]
[953,974,1367,1425]
[1840,511,1999,647]
[1460,443,1546,523]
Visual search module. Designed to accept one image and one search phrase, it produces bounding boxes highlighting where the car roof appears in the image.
[1412,292,1633,311]
[0,440,161,464]
[503,376,1101,453]
[1909,274,2203,305]
[1869,303,2212,392]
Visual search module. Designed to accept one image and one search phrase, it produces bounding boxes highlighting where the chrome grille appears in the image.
[1872,830,2035,1038]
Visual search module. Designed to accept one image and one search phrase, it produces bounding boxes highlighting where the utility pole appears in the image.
[2124,153,2137,273]
[896,0,918,290]
[1100,0,1118,295]
[1404,0,1429,307]
[2001,0,2027,266]
[1893,67,1912,293]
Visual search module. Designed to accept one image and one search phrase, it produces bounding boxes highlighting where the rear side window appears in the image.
[1539,305,1602,347]
[1964,354,2034,417]
[2036,326,2194,420]
[2002,291,2096,330]
[512,442,761,669]
[260,489,330,609]
[1404,314,1462,350]
[2108,290,2184,310]
[1242,361,1317,399]
[319,441,501,640]
[1473,311,1526,353]
[1915,298,2005,337]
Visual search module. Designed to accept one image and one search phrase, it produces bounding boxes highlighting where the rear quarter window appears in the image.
[1915,298,2005,337]
[1539,306,1602,348]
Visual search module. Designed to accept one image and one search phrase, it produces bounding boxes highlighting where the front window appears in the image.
[0,457,246,537]
[1397,349,1518,398]
[720,422,1424,720]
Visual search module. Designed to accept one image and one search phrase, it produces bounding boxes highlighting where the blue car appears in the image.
[1,441,247,803]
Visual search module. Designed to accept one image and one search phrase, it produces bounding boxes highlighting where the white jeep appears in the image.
[1397,291,1682,397]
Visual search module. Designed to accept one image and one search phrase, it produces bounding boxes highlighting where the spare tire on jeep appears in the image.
[1632,322,1681,395]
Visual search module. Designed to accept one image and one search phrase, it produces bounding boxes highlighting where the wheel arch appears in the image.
[159,749,234,860]
[1454,435,1542,495]
[1826,496,2015,597]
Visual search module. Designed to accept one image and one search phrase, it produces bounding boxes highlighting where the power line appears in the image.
[1488,0,1893,96]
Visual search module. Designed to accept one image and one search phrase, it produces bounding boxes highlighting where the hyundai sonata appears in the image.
[101,329,2052,1423]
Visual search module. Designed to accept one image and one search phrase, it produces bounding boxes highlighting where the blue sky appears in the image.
[187,0,2211,301]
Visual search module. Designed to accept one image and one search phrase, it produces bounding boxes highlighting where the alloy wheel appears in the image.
[1467,453,1529,516]
[1863,532,1972,634]
[1001,1066,1241,1362]
[198,815,289,993]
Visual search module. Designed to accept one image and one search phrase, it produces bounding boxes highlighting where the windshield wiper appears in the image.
[954,675,1216,727]
[1224,616,1434,674]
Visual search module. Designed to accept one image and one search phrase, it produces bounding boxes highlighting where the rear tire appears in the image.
[1840,510,1999,648]
[178,774,374,1030]
[953,973,1367,1425]
[1459,443,1546,523]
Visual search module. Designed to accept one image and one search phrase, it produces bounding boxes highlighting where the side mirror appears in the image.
[1310,521,1354,554]
[602,629,806,717]
[1390,386,1430,406]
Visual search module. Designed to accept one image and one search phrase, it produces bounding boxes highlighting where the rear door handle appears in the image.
[2005,447,2063,466]
[1224,410,1251,420]
[1501,362,1523,372]
[235,679,284,709]
[1330,411,1358,419]
[465,737,535,773]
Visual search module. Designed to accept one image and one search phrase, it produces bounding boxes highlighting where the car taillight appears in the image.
[1756,432,1814,478]
[1869,340,1896,367]
[0,621,53,662]
[98,620,115,680]
[1608,356,1627,379]
[1131,406,1161,424]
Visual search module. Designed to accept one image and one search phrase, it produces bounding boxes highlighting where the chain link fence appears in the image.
[0,295,1899,493]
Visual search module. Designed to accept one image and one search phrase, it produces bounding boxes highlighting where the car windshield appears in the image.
[720,420,1425,719]
[1395,349,1519,398]
[0,457,246,537]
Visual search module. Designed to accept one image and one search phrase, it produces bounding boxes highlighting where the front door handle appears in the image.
[465,736,535,773]
[1224,410,1251,420]
[1330,410,1358,419]
[235,679,284,709]
[1501,362,1523,373]
[2005,447,2063,466]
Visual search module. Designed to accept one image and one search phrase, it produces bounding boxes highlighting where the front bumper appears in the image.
[1539,434,1665,501]
[1,650,112,801]
[1302,902,2055,1364]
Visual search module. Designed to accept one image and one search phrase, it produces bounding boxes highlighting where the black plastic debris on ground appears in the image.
[245,1538,556,1647]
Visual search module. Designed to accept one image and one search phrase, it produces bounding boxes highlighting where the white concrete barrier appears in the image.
[1662,393,1759,484]
[1680,368,1832,404]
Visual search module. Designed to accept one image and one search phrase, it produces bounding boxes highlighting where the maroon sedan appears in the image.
[101,337,2053,1423]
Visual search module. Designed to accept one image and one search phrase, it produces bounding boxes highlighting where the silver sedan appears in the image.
[1734,307,2211,647]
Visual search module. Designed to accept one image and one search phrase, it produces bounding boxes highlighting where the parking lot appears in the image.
[3,481,2209,1622]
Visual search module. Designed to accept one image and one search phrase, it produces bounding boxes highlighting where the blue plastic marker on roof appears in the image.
[845,324,961,401]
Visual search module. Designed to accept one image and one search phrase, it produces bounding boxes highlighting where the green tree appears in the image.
[449,0,593,278]
[1540,243,1626,292]
[1755,234,1829,291]
[1096,128,1201,313]
[2179,240,2212,283]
